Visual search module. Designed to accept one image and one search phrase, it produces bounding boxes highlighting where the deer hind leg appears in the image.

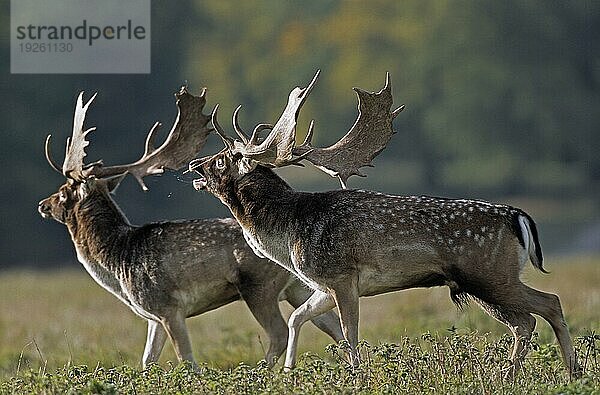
[142,320,168,368]
[161,312,198,370]
[284,282,344,343]
[240,284,288,367]
[519,285,582,377]
[285,289,336,369]
[475,300,536,378]
[331,278,360,368]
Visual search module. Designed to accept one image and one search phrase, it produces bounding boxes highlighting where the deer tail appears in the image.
[517,213,548,273]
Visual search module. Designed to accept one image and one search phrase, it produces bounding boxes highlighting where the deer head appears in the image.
[39,87,212,225]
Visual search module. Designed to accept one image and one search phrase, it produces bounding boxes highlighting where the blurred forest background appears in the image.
[1,0,599,268]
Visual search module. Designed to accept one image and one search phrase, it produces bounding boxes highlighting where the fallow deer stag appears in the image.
[39,88,343,369]
[189,71,581,377]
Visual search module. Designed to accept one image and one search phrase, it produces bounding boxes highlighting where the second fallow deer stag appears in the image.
[189,71,581,377]
[39,88,343,369]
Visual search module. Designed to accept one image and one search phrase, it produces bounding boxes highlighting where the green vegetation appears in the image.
[1,257,598,393]
[2,337,600,394]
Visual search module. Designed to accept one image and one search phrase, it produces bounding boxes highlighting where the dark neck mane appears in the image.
[229,166,296,231]
[68,191,132,267]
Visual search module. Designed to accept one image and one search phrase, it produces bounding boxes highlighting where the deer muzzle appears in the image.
[192,175,207,191]
[38,199,52,218]
[188,158,208,191]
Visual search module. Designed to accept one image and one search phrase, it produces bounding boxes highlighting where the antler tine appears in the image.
[299,120,315,148]
[211,104,235,150]
[236,70,320,167]
[44,134,62,174]
[293,73,402,188]
[385,71,390,90]
[142,121,163,158]
[248,124,274,145]
[61,91,98,180]
[85,86,213,191]
[392,104,405,119]
[232,105,249,144]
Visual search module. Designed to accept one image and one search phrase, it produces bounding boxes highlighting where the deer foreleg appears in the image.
[285,290,336,369]
[284,283,344,343]
[162,313,197,370]
[240,283,289,367]
[142,320,168,368]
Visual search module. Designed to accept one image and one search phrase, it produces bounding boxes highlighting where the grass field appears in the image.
[0,256,598,393]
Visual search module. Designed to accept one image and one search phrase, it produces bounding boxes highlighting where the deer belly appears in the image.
[175,282,240,317]
[357,244,445,296]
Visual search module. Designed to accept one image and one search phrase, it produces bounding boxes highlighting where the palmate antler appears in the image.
[211,71,320,168]
[45,87,212,190]
[294,73,404,188]
[45,92,98,180]
[210,71,403,187]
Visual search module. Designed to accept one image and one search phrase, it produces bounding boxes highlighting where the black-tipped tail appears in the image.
[515,213,547,274]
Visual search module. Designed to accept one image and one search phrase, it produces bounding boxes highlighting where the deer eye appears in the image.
[215,157,226,170]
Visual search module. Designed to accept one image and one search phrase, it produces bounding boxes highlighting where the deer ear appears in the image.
[238,157,257,176]
[105,173,127,194]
